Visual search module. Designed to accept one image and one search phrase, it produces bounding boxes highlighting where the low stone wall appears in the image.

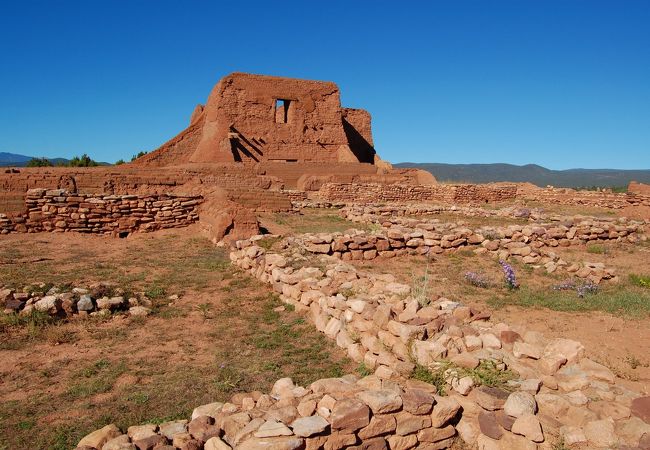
[0,189,201,236]
[298,214,644,283]
[317,183,518,204]
[313,182,650,209]
[518,187,650,209]
[224,239,648,449]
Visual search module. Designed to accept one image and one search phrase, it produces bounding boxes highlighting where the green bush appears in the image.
[26,157,53,167]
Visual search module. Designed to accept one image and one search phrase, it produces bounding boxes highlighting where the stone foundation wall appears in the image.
[0,189,201,235]
[224,238,648,449]
[317,183,518,204]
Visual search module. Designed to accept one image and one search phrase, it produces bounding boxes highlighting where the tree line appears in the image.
[27,150,149,167]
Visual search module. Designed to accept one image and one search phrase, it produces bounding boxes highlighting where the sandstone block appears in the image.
[329,398,370,432]
[356,389,402,414]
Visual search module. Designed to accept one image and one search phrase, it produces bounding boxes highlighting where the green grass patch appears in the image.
[586,244,608,254]
[629,273,650,288]
[487,285,650,318]
[411,360,517,396]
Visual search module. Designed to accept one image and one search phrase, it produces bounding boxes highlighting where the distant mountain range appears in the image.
[396,162,650,188]
[0,152,108,167]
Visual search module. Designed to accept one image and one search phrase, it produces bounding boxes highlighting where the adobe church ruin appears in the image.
[2,72,647,240]
[137,73,382,166]
[0,73,437,240]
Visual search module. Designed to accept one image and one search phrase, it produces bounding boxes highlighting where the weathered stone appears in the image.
[473,386,510,411]
[452,376,474,396]
[494,410,515,431]
[204,436,232,450]
[632,396,650,424]
[103,435,135,450]
[401,389,435,415]
[254,419,293,438]
[77,424,123,449]
[513,342,542,360]
[395,411,431,436]
[475,411,502,442]
[430,396,461,427]
[290,415,329,437]
[97,296,125,311]
[237,436,304,450]
[192,402,224,420]
[559,425,587,445]
[451,353,480,369]
[584,418,617,448]
[356,389,402,414]
[34,295,61,314]
[544,338,584,364]
[329,398,370,432]
[358,414,396,439]
[189,415,221,442]
[412,340,447,365]
[127,424,158,441]
[511,414,544,442]
[77,294,94,311]
[503,392,537,418]
[387,434,417,450]
[132,434,168,450]
[159,420,188,439]
[417,424,456,443]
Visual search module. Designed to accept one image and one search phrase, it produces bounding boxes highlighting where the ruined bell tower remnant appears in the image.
[135,73,383,167]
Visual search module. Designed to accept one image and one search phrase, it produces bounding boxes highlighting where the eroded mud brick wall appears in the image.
[0,189,202,235]
[135,73,379,166]
[317,183,518,203]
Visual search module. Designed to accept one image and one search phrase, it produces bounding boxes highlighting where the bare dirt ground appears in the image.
[0,227,354,449]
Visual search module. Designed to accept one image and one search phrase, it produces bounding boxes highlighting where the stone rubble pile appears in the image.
[0,283,177,318]
[0,189,202,236]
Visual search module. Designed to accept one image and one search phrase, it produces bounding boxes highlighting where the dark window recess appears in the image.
[275,99,291,123]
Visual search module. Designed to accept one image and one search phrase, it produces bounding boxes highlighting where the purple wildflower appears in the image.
[552,279,576,291]
[577,281,599,298]
[552,278,598,297]
[464,271,490,288]
[499,260,519,289]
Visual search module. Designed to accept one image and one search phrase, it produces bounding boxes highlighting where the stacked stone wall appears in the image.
[0,189,201,235]
[317,183,517,204]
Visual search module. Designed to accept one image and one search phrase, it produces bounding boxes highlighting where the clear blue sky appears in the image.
[1,1,648,169]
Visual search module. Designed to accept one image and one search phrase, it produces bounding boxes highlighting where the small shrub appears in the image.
[213,365,245,393]
[587,244,607,255]
[196,303,212,320]
[629,274,650,288]
[412,265,432,307]
[144,285,166,299]
[411,363,448,395]
[357,363,372,377]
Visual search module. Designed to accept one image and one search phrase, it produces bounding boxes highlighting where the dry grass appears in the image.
[0,230,353,450]
[261,208,371,235]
